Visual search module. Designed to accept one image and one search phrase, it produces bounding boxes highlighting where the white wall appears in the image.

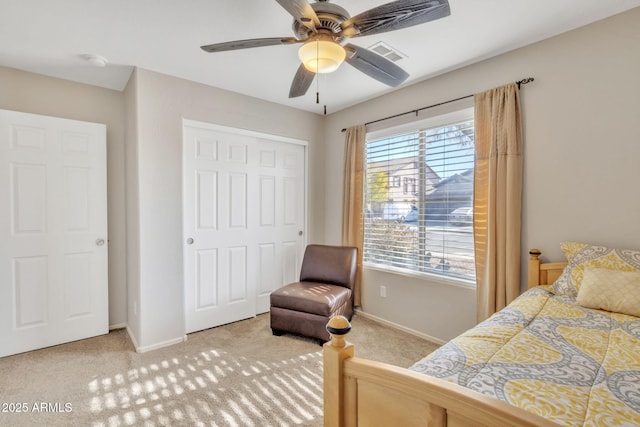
[323,7,640,342]
[0,66,128,329]
[125,68,324,350]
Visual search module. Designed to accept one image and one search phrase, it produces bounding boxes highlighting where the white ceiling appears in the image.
[2,0,640,114]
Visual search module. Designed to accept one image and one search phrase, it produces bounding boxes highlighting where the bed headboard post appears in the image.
[528,249,542,288]
[324,316,355,427]
[528,248,567,288]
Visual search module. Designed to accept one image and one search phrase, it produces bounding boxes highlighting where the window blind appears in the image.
[363,119,476,282]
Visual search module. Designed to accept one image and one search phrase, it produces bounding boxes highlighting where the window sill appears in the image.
[363,263,476,290]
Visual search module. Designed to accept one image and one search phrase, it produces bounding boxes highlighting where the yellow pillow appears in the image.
[550,242,640,297]
[577,267,640,317]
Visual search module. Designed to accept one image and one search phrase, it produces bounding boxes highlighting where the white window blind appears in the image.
[363,114,476,283]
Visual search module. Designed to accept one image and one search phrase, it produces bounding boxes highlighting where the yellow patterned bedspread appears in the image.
[410,287,640,426]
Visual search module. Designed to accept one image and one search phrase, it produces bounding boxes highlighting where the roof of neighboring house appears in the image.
[428,168,474,201]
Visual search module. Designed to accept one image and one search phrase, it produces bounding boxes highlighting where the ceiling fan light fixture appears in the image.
[298,39,345,74]
[200,0,451,98]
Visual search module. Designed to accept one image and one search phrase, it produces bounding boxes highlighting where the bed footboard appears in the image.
[322,316,557,427]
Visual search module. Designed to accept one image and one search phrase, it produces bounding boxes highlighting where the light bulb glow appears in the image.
[298,39,346,73]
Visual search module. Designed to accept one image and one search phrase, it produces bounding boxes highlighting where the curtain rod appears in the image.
[340,77,534,132]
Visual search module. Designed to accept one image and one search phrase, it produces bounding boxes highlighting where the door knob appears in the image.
[298,230,303,236]
[96,238,105,246]
[186,237,194,245]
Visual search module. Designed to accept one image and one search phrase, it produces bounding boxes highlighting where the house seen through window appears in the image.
[363,109,476,284]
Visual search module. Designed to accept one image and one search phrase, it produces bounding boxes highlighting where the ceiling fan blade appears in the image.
[341,0,450,38]
[275,0,321,30]
[344,44,409,87]
[201,37,300,53]
[289,64,316,98]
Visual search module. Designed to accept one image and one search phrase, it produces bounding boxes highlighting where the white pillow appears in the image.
[577,267,640,317]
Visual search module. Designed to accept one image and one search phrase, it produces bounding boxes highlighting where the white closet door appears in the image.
[0,109,108,358]
[183,121,306,333]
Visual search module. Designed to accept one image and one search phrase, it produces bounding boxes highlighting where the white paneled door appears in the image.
[0,109,108,358]
[183,121,306,333]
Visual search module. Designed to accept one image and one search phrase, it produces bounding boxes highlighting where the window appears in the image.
[363,109,475,284]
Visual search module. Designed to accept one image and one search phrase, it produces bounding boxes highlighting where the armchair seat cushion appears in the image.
[269,244,357,343]
[270,281,352,317]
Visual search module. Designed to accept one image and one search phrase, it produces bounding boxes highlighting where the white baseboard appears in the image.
[125,325,140,350]
[130,332,188,353]
[354,309,446,346]
[109,323,126,331]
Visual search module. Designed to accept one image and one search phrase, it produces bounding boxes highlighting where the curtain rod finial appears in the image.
[516,77,534,89]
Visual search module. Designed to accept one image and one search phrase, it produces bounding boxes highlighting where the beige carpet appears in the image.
[0,313,440,427]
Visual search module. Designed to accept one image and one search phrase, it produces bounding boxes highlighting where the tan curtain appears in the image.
[342,124,366,307]
[473,83,523,322]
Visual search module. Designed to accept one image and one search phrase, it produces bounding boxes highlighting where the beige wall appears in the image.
[0,66,128,328]
[126,68,324,349]
[323,7,640,341]
[2,6,639,348]
[0,66,324,350]
[123,70,141,341]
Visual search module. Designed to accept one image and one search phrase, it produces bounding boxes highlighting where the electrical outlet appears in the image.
[380,285,387,298]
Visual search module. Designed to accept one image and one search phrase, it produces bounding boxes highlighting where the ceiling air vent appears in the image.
[368,41,407,62]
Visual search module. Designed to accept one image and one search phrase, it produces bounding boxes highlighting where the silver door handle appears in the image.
[186,238,194,245]
[96,238,105,246]
[298,230,303,236]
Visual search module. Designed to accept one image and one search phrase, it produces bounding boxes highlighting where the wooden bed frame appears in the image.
[322,249,567,427]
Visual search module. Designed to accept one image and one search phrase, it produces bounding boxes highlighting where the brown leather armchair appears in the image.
[270,244,357,343]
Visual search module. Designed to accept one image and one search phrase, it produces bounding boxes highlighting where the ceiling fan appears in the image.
[201,0,450,98]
